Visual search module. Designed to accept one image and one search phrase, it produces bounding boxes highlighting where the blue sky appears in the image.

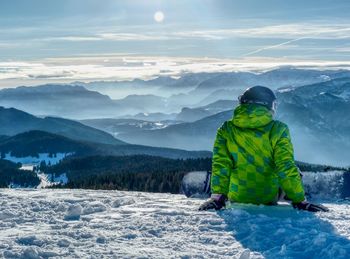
[0,0,350,86]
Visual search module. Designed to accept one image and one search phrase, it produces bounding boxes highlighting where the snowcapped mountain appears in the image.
[277,77,350,99]
[185,67,350,106]
[141,68,350,110]
[1,189,349,258]
[274,78,350,165]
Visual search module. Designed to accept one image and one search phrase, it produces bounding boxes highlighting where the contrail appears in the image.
[241,37,308,57]
[241,26,350,57]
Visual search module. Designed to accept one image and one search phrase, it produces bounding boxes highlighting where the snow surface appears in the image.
[19,165,35,171]
[0,189,350,259]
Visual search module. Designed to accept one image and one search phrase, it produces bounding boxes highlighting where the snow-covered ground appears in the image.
[0,189,350,259]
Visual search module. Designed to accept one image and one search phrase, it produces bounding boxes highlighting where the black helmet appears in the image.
[238,86,277,111]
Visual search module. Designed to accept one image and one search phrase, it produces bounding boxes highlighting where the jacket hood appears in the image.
[232,104,273,129]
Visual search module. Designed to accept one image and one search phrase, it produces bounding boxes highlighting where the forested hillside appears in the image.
[44,155,212,193]
[0,159,40,187]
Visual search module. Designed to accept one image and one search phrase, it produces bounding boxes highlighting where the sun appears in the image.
[154,11,164,23]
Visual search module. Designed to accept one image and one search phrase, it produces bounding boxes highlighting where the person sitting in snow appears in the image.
[199,86,328,212]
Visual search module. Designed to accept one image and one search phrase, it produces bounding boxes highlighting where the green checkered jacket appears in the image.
[211,103,305,204]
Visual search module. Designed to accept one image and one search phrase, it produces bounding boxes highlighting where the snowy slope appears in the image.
[0,189,349,259]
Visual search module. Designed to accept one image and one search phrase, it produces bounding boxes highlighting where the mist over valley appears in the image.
[0,67,349,166]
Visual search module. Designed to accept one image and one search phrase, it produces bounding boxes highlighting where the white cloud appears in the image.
[1,55,350,87]
[98,33,173,41]
[36,23,350,44]
[40,33,176,43]
[335,47,350,52]
[44,36,101,42]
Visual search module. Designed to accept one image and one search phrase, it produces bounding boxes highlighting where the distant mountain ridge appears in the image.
[80,118,178,137]
[276,77,350,139]
[1,68,350,165]
[176,100,236,122]
[194,67,350,91]
[0,84,170,119]
[118,110,233,150]
[3,67,350,119]
[116,77,350,166]
[0,130,211,160]
[80,99,237,137]
[0,130,95,157]
[0,84,116,118]
[0,106,124,145]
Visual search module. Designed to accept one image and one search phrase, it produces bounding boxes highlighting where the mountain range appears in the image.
[1,67,350,166]
[80,100,236,138]
[0,130,211,160]
[115,77,350,166]
[0,84,175,119]
[0,106,122,145]
[117,110,233,150]
[3,67,350,120]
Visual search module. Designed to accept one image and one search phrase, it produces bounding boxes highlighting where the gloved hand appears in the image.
[292,201,329,212]
[198,194,226,211]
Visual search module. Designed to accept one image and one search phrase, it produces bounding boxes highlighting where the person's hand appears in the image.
[292,201,329,212]
[199,194,226,211]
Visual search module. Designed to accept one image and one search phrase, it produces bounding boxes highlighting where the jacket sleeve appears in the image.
[211,123,233,196]
[273,125,305,203]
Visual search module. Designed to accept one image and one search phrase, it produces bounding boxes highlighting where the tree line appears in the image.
[0,159,40,188]
[44,155,212,193]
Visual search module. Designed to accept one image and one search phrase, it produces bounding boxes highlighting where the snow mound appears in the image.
[64,204,82,221]
[82,201,106,215]
[0,189,349,258]
[112,197,135,207]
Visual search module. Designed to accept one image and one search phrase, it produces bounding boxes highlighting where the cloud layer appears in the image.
[1,55,350,88]
[1,0,349,87]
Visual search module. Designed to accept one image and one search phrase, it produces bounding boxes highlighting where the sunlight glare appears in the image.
[154,11,164,23]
